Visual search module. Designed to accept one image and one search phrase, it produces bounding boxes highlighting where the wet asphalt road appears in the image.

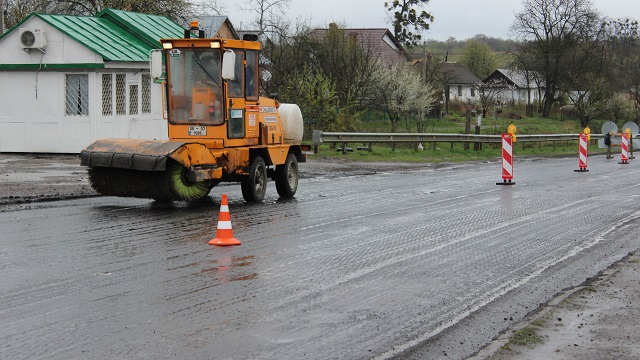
[1,156,639,360]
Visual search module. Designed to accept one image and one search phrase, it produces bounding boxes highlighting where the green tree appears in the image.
[604,18,640,120]
[263,23,379,133]
[309,23,379,113]
[606,92,635,124]
[561,34,612,127]
[385,0,433,47]
[460,39,497,79]
[372,63,435,149]
[279,71,339,136]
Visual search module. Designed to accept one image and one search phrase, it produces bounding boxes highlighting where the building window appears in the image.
[141,74,151,114]
[102,74,113,116]
[65,74,89,116]
[457,85,462,97]
[129,84,139,115]
[116,74,126,115]
[102,73,148,116]
[471,87,476,97]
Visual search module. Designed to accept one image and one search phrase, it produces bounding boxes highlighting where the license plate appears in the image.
[188,126,206,136]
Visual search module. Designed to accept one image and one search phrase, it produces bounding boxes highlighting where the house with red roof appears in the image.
[311,24,410,66]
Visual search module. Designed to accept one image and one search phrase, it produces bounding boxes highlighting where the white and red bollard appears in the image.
[574,133,589,172]
[497,133,515,185]
[619,132,629,164]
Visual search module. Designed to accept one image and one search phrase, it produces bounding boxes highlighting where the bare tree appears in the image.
[4,0,47,28]
[3,0,196,27]
[194,0,228,16]
[508,51,545,116]
[239,0,290,38]
[473,79,513,118]
[511,0,602,117]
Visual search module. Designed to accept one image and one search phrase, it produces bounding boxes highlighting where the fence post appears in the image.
[474,111,482,151]
[464,110,471,151]
[312,129,322,154]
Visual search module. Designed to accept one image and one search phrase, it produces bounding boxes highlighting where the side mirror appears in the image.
[150,50,163,79]
[222,50,236,80]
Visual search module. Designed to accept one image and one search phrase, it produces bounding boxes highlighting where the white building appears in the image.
[440,62,482,103]
[0,9,187,153]
[483,68,545,105]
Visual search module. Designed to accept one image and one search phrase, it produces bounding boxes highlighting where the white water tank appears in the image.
[278,104,304,145]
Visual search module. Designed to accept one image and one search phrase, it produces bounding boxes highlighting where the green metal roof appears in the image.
[0,8,185,63]
[95,8,185,48]
[40,14,152,62]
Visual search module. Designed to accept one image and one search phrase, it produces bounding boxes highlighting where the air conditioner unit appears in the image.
[19,28,46,52]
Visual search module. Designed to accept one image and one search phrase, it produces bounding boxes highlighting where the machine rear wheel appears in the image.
[241,156,267,202]
[275,153,298,198]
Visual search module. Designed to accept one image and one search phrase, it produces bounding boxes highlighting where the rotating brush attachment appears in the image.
[88,167,171,201]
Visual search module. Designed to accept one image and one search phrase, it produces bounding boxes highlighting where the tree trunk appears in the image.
[542,91,554,118]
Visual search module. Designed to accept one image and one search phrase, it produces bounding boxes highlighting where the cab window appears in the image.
[228,51,244,98]
[167,48,223,125]
[245,50,259,100]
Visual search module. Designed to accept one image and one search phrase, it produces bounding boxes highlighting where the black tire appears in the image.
[275,153,298,198]
[241,156,267,202]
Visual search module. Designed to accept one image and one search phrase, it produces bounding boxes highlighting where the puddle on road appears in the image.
[201,255,258,283]
[1,170,85,182]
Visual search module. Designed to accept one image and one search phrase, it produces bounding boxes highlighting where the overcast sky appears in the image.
[224,0,640,41]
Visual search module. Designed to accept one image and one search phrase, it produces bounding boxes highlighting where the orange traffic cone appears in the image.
[208,194,241,246]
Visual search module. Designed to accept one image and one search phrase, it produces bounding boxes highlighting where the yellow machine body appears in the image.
[81,29,306,202]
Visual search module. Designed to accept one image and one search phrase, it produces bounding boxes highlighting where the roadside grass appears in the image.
[501,325,545,351]
[355,113,592,135]
[308,115,609,162]
[309,139,606,163]
[511,326,544,346]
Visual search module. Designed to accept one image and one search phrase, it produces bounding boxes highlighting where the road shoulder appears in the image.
[474,251,640,360]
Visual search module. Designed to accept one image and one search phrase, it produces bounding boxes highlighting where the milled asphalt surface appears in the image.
[1,152,638,359]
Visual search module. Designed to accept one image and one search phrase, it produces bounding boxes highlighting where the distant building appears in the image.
[441,62,482,103]
[311,25,409,66]
[483,68,545,105]
[0,8,188,153]
[196,16,238,39]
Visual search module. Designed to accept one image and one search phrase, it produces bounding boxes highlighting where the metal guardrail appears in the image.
[312,130,603,146]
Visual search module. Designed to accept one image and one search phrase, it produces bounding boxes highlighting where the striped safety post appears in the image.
[496,133,515,185]
[574,133,589,172]
[619,132,629,165]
